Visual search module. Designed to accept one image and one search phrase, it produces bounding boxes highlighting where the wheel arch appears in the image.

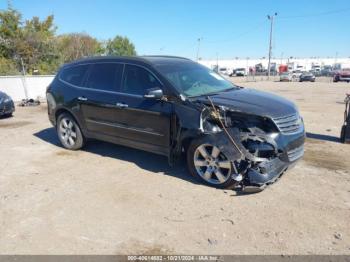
[54,107,84,134]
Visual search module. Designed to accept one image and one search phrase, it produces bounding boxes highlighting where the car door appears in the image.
[112,64,172,154]
[78,62,124,138]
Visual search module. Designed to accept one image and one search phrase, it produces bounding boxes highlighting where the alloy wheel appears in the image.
[59,117,78,147]
[193,144,232,185]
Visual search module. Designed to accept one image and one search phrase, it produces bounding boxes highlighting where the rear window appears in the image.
[86,63,123,92]
[60,65,89,86]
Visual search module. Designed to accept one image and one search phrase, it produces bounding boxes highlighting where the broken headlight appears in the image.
[228,113,278,134]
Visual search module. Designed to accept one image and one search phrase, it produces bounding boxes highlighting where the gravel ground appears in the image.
[0,80,349,254]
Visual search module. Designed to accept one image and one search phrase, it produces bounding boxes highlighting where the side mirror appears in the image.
[144,88,163,99]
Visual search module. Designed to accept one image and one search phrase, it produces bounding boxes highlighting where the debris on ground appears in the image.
[334,232,343,240]
[221,218,235,225]
[207,238,218,245]
[18,99,41,107]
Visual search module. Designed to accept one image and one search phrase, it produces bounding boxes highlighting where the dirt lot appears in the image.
[0,80,350,255]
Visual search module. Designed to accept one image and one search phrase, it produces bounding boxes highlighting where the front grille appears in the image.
[287,145,304,162]
[273,114,301,134]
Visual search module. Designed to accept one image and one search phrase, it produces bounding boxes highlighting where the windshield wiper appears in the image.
[222,86,239,92]
[188,91,220,98]
[189,87,237,98]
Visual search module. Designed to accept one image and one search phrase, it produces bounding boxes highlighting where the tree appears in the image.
[56,33,103,63]
[0,4,137,75]
[106,36,136,56]
[0,5,22,59]
[18,15,59,74]
[1,6,59,74]
[0,57,19,75]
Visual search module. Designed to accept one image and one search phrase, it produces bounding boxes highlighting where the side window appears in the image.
[60,65,89,86]
[121,65,161,95]
[86,63,123,92]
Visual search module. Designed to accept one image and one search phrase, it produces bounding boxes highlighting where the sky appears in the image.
[1,0,350,60]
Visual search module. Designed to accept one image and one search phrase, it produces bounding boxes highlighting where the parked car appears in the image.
[311,65,321,76]
[299,72,316,82]
[219,67,229,75]
[333,69,350,83]
[280,72,292,82]
[235,68,246,76]
[0,91,15,117]
[321,66,333,77]
[292,70,303,80]
[47,56,305,191]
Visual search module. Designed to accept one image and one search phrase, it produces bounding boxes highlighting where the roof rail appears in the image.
[142,55,191,60]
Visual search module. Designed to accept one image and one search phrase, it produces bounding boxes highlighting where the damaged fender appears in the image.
[170,100,283,187]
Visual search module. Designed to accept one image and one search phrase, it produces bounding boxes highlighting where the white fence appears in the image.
[0,75,55,101]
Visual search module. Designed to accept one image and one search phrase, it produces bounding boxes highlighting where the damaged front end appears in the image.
[196,102,305,192]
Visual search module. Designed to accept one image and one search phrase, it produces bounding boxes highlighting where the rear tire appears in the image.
[340,125,346,143]
[187,137,238,189]
[56,113,85,150]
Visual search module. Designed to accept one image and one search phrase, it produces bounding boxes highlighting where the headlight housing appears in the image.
[228,113,279,133]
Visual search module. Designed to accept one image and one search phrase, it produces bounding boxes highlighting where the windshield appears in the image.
[155,62,237,97]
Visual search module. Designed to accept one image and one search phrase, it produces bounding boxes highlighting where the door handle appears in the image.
[116,102,128,108]
[77,96,88,101]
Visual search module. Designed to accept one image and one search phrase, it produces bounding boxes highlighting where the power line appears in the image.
[279,7,350,19]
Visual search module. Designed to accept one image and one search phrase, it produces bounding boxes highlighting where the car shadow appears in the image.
[33,127,201,186]
[306,132,340,143]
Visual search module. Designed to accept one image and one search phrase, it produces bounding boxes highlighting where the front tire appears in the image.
[187,137,238,189]
[56,113,85,150]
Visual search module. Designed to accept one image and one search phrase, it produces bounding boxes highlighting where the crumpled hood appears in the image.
[196,88,298,118]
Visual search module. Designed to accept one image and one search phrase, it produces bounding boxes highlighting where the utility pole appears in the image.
[216,52,219,70]
[267,13,277,80]
[335,51,338,65]
[196,37,203,61]
[160,46,165,54]
[280,52,284,65]
[20,57,29,100]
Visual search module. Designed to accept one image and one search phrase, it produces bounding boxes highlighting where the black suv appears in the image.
[47,56,305,191]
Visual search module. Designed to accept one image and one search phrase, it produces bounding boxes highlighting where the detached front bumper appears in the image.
[246,130,305,186]
[209,125,305,189]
